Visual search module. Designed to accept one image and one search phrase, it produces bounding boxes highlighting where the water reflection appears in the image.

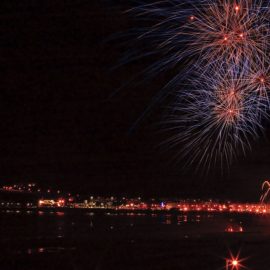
[38,247,44,253]
[1,210,270,269]
[56,211,65,216]
[26,247,76,255]
[165,217,171,225]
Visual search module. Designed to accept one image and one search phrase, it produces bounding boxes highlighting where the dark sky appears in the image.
[0,0,269,201]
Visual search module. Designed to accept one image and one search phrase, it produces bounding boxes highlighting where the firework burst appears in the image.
[128,0,270,81]
[245,58,270,104]
[165,66,267,171]
[183,0,270,66]
[124,0,270,170]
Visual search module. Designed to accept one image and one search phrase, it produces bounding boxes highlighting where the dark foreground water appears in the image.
[1,209,270,270]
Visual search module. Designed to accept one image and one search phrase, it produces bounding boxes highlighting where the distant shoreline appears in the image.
[1,207,269,216]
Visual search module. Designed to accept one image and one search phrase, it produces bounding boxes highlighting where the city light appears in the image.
[225,250,247,270]
[1,182,270,214]
[226,258,240,270]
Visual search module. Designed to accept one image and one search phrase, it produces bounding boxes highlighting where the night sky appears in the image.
[0,0,269,201]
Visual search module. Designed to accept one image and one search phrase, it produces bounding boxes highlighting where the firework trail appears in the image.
[260,181,270,202]
[124,0,270,170]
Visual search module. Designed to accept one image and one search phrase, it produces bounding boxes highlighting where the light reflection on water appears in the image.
[56,211,65,216]
[26,246,76,255]
[1,211,270,270]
